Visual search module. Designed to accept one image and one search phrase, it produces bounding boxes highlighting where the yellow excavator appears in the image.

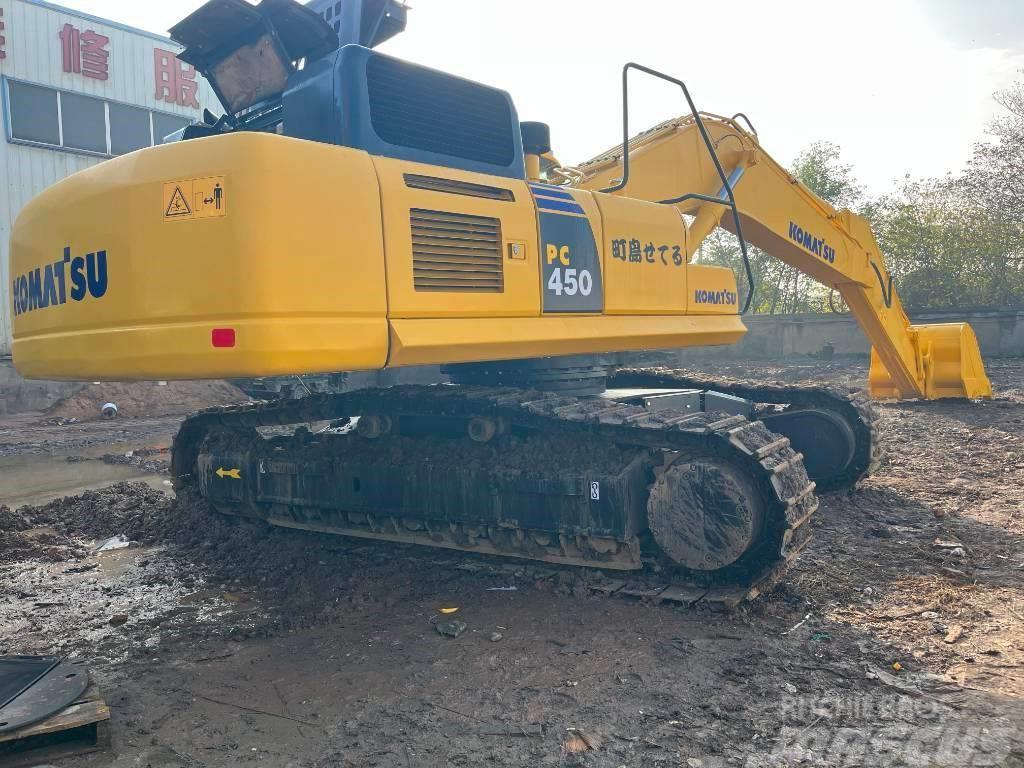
[9,0,991,603]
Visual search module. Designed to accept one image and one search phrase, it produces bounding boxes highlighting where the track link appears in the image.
[610,367,881,491]
[172,379,819,607]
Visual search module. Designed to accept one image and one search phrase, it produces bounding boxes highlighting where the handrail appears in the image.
[599,63,756,314]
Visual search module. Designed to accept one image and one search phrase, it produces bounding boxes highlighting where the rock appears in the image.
[944,625,964,644]
[939,567,970,582]
[109,614,129,627]
[490,632,503,642]
[783,682,797,695]
[436,619,467,638]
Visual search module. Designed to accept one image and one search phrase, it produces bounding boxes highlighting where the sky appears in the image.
[56,0,1024,197]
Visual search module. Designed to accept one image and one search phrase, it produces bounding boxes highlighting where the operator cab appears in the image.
[169,0,533,181]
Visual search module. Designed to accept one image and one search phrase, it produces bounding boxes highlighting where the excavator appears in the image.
[8,0,992,604]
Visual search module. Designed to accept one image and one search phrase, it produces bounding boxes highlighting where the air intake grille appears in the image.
[367,54,516,167]
[411,209,504,293]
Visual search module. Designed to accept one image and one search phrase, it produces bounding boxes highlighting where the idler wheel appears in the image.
[760,407,856,490]
[647,456,764,571]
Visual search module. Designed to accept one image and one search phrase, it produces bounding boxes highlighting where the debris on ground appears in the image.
[96,534,130,552]
[436,619,468,638]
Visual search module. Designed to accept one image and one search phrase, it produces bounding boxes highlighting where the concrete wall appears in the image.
[0,358,80,414]
[678,306,1024,360]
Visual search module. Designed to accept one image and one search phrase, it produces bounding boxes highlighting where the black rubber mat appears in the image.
[0,656,61,710]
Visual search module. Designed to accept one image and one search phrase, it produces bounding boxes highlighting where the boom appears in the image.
[575,113,991,400]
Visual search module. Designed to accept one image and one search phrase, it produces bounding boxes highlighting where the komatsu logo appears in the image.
[11,247,108,316]
[788,221,836,264]
[694,288,737,306]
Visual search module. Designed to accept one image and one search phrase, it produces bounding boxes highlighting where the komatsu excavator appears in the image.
[9,0,992,603]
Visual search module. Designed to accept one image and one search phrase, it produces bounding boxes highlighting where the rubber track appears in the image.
[610,367,882,492]
[172,381,819,606]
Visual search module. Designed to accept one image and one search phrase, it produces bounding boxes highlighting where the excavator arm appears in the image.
[575,112,992,400]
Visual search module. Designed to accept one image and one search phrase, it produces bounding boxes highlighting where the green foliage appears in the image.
[867,77,1024,310]
[791,141,865,210]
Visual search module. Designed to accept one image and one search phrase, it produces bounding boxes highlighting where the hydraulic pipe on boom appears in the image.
[575,113,992,401]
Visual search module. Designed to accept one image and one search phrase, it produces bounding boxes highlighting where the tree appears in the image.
[866,77,1024,310]
[791,141,865,210]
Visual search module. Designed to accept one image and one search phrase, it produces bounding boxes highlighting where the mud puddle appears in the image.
[0,450,169,508]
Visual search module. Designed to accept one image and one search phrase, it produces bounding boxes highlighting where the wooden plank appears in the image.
[657,586,708,605]
[0,683,109,744]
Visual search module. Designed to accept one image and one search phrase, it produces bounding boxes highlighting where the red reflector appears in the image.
[211,328,236,348]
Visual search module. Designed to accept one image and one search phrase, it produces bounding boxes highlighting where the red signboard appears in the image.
[0,7,7,61]
[60,23,110,80]
[154,48,200,109]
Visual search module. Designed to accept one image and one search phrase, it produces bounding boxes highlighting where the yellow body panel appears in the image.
[12,133,390,380]
[388,315,746,367]
[373,157,540,319]
[595,193,689,315]
[10,132,747,381]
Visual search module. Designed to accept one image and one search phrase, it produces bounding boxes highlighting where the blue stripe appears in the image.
[529,184,575,200]
[536,198,586,215]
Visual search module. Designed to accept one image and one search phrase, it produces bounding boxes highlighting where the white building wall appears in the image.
[0,0,217,356]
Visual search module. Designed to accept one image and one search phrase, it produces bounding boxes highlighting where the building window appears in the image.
[109,102,152,155]
[60,91,107,153]
[152,111,190,144]
[8,81,60,146]
[4,77,195,157]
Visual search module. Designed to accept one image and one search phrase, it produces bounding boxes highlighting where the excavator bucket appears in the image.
[869,323,992,400]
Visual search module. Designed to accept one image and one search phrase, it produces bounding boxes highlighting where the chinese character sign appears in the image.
[154,48,199,109]
[60,23,110,80]
[0,7,7,61]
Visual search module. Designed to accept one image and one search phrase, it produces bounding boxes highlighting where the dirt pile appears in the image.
[0,504,30,532]
[25,482,176,542]
[0,503,86,565]
[46,380,249,421]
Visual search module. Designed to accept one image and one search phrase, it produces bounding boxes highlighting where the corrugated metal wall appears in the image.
[0,0,217,356]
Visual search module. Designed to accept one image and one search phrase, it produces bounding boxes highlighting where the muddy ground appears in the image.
[1,359,1023,767]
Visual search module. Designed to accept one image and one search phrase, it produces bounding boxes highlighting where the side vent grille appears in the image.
[404,174,515,202]
[411,209,504,293]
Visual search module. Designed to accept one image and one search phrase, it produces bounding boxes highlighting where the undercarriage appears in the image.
[170,368,879,606]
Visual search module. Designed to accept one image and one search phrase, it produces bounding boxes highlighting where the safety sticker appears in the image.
[163,176,226,221]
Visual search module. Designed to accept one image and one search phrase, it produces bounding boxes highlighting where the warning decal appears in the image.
[165,186,192,217]
[162,176,226,221]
